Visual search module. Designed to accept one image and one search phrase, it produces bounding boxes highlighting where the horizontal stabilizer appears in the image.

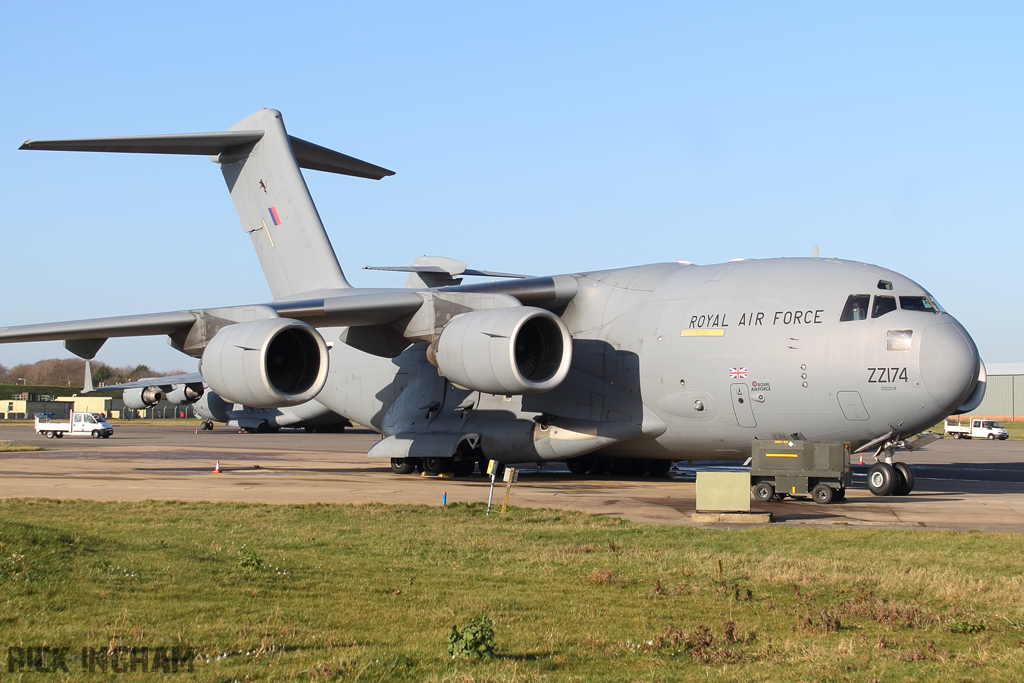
[20,131,265,156]
[20,132,393,180]
[289,136,394,180]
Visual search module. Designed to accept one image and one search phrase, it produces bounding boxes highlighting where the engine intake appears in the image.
[432,307,572,395]
[200,319,329,407]
[123,387,164,409]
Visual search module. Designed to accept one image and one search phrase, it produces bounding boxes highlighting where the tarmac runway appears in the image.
[2,423,1023,532]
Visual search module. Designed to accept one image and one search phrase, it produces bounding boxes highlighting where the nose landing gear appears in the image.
[865,446,916,496]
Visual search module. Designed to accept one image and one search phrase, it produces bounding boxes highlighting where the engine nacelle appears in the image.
[165,384,204,405]
[123,387,164,409]
[432,307,572,395]
[200,319,329,408]
[194,390,232,422]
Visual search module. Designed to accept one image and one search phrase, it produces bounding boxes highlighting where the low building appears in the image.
[2,399,74,420]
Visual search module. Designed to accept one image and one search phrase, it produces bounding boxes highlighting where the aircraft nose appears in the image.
[918,319,981,413]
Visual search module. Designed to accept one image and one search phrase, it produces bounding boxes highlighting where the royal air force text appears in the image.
[688,310,825,329]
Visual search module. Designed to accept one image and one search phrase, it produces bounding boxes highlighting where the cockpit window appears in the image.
[840,295,870,321]
[877,280,893,290]
[922,289,946,313]
[899,296,938,313]
[872,295,897,318]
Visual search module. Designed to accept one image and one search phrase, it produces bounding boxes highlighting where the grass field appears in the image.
[0,443,43,452]
[2,500,1023,681]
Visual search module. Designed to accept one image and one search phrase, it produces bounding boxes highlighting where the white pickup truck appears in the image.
[35,412,114,439]
[944,418,1009,440]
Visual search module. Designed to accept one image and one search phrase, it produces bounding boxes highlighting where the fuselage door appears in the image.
[730,383,756,428]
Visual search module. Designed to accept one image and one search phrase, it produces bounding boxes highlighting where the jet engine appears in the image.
[123,387,164,409]
[431,307,572,395]
[165,384,204,405]
[200,319,329,408]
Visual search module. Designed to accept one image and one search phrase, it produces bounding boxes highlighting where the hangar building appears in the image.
[967,363,1024,422]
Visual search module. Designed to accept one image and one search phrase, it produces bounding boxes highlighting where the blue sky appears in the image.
[1,1,1021,371]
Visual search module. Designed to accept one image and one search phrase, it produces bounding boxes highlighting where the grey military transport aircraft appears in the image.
[1,109,985,498]
[113,373,348,433]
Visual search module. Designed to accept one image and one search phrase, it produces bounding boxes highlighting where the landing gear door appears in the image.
[730,383,756,428]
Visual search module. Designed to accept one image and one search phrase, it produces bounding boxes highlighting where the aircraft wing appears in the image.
[0,311,197,344]
[0,289,425,358]
[90,372,205,393]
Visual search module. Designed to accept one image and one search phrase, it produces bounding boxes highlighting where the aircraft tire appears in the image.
[893,462,915,495]
[255,422,269,434]
[752,482,775,502]
[565,456,592,475]
[867,463,897,496]
[422,457,450,476]
[453,457,475,477]
[812,483,834,505]
[390,458,417,475]
[644,459,672,477]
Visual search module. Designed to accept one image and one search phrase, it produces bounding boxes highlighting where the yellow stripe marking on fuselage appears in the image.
[680,329,725,337]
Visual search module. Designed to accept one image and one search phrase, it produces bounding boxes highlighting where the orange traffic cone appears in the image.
[213,460,222,473]
[858,453,864,466]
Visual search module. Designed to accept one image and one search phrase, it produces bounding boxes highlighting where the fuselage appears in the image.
[317,257,981,462]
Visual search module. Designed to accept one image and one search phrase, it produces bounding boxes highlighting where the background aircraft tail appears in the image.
[21,109,395,300]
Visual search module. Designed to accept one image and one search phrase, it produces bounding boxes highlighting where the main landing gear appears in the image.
[866,460,915,496]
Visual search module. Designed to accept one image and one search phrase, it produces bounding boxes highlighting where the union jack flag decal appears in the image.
[729,367,748,378]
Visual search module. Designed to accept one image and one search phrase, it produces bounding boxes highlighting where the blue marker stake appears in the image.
[442,491,447,506]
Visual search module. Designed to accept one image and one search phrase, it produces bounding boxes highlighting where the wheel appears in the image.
[55,432,63,438]
[893,462,915,495]
[988,433,995,440]
[45,431,54,439]
[422,457,450,476]
[92,430,101,439]
[812,483,834,504]
[953,433,961,439]
[565,456,591,475]
[390,458,416,475]
[453,457,476,477]
[867,462,897,496]
[255,422,269,434]
[752,482,775,502]
[644,459,672,476]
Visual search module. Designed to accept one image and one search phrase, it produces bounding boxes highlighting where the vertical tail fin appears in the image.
[219,110,346,298]
[20,108,395,300]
